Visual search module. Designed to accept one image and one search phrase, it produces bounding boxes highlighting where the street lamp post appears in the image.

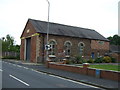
[46,0,50,61]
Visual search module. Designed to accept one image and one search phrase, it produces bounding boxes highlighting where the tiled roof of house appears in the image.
[29,19,109,41]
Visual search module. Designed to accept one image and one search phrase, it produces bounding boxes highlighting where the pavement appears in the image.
[2,59,120,89]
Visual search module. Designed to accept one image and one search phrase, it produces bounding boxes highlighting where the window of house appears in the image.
[64,41,72,56]
[98,41,104,45]
[78,42,85,55]
[97,52,100,57]
[49,41,56,55]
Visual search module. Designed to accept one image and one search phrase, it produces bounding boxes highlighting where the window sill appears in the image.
[65,55,70,57]
[49,55,56,58]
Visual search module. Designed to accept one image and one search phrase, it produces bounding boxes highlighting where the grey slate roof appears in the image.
[29,19,109,41]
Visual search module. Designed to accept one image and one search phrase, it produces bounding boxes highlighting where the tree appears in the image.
[1,34,20,52]
[107,35,120,45]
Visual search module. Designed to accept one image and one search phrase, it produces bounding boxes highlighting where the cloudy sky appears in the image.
[0,0,119,45]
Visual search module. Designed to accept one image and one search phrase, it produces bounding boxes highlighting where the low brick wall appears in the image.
[87,68,96,77]
[100,70,120,81]
[47,62,120,81]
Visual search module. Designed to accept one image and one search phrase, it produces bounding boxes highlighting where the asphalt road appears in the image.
[1,60,101,89]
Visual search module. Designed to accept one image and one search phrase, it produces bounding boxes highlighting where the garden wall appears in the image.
[47,62,120,81]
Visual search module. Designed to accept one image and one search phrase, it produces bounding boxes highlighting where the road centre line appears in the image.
[9,74,30,87]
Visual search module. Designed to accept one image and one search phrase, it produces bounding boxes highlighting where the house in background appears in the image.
[20,19,109,63]
[110,45,120,62]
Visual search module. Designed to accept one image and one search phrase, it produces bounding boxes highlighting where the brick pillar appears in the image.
[83,63,90,75]
[46,60,52,68]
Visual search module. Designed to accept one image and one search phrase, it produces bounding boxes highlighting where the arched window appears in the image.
[64,41,72,56]
[78,42,85,55]
[49,40,57,55]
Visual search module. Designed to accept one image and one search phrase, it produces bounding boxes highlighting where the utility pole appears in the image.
[46,0,50,61]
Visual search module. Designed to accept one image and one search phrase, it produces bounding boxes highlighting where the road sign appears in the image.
[45,44,52,50]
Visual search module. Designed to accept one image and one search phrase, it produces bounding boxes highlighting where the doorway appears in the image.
[91,52,95,59]
[26,38,31,61]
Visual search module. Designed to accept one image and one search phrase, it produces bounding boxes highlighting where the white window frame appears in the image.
[64,41,72,56]
[49,39,57,56]
[78,42,85,55]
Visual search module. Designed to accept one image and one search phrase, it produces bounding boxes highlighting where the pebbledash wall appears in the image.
[20,19,109,63]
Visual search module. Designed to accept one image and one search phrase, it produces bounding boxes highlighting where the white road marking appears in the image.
[23,67,29,69]
[31,69,46,75]
[0,69,3,72]
[5,61,100,89]
[12,64,17,66]
[9,74,30,86]
[17,65,22,68]
[48,74,100,89]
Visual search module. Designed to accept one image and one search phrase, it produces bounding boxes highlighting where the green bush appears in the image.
[103,56,111,63]
[110,57,116,63]
[75,55,82,63]
[94,57,103,63]
[66,60,74,64]
[66,60,70,64]
[87,58,94,63]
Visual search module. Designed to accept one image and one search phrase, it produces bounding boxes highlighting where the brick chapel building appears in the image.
[20,19,109,63]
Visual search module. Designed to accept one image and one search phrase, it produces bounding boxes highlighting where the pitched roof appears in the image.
[29,19,109,41]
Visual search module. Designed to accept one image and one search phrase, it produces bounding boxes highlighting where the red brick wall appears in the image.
[43,35,91,58]
[49,63,87,74]
[30,36,37,62]
[42,35,109,60]
[87,68,96,77]
[91,40,109,50]
[21,21,37,38]
[48,62,120,81]
[20,20,37,62]
[20,39,25,60]
[101,70,120,81]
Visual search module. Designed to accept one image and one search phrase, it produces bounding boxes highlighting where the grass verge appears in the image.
[89,64,120,71]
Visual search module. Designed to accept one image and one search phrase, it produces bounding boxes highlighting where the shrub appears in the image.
[66,60,74,64]
[87,58,94,63]
[94,57,103,63]
[74,55,85,64]
[69,57,76,64]
[66,60,70,64]
[110,57,116,63]
[75,55,82,63]
[103,56,111,63]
